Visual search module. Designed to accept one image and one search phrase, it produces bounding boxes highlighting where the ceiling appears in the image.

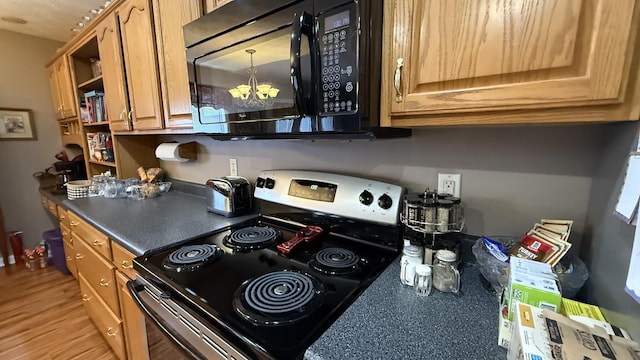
[0,0,108,42]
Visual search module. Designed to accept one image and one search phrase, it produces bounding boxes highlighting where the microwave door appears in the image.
[191,27,309,134]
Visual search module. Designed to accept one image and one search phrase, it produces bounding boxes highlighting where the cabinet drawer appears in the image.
[69,212,112,260]
[60,222,72,245]
[75,235,120,316]
[79,273,126,360]
[111,241,136,279]
[57,206,68,225]
[63,240,77,279]
[46,198,58,217]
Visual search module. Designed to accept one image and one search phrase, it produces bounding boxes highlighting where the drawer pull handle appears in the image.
[75,253,85,260]
[49,206,55,211]
[66,256,72,261]
[82,294,91,302]
[92,239,104,246]
[69,221,79,226]
[394,57,404,103]
[99,278,111,287]
[70,238,74,245]
[62,231,69,236]
[121,261,133,269]
[60,214,66,219]
[106,327,117,337]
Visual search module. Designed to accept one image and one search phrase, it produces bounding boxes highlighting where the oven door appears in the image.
[185,0,315,136]
[127,279,249,360]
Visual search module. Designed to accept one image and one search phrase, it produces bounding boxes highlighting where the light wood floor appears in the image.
[0,265,117,360]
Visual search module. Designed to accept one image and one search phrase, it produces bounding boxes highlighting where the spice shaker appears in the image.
[414,264,432,297]
[433,249,460,293]
[400,245,423,286]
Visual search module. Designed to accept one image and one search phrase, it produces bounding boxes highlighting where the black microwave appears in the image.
[184,0,410,140]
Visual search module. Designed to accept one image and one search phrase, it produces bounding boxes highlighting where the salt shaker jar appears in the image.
[414,264,432,297]
[400,245,423,286]
[433,249,460,293]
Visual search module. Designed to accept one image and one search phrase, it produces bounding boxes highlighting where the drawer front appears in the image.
[60,222,72,245]
[46,199,58,217]
[69,212,112,260]
[111,242,136,280]
[79,273,126,360]
[75,235,120,316]
[63,239,77,279]
[57,206,68,225]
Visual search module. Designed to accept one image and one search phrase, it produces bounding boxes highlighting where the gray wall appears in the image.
[160,124,604,250]
[582,122,640,340]
[0,30,66,252]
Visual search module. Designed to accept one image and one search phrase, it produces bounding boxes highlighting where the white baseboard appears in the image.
[0,255,16,267]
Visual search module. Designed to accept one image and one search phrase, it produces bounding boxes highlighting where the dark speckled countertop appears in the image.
[43,180,256,255]
[42,184,505,359]
[305,237,507,360]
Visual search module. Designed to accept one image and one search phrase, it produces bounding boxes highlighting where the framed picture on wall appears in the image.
[0,108,36,140]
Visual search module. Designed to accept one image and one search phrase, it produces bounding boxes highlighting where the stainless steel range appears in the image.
[128,170,404,359]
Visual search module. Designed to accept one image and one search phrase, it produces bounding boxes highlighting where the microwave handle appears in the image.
[290,11,313,115]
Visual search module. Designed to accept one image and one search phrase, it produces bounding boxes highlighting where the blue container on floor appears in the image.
[43,228,70,275]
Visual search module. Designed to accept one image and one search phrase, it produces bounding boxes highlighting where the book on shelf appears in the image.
[83,90,106,123]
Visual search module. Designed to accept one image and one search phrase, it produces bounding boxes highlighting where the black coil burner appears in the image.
[223,226,282,251]
[233,270,326,326]
[162,244,222,272]
[309,247,361,275]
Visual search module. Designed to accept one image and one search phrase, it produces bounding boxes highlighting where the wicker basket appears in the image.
[66,180,91,200]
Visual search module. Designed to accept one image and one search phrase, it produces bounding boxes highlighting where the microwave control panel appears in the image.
[318,3,358,115]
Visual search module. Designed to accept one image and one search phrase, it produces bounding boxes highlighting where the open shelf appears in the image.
[89,160,116,167]
[77,75,103,91]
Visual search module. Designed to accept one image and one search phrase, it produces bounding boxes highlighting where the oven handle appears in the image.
[126,280,206,360]
[290,11,313,115]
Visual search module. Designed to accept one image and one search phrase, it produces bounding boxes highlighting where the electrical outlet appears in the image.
[437,173,461,197]
[229,158,238,176]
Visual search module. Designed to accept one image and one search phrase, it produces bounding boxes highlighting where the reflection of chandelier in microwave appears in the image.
[228,49,280,107]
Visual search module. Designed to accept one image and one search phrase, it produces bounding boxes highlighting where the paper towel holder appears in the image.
[155,141,197,162]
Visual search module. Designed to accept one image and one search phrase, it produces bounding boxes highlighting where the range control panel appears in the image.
[255,170,404,225]
[318,3,358,115]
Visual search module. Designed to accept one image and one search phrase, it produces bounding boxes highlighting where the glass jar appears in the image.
[403,195,422,227]
[421,200,437,232]
[400,245,423,286]
[445,196,462,230]
[414,264,432,297]
[433,249,460,293]
[436,200,453,232]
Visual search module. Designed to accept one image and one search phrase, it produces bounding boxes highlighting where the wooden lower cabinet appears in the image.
[69,210,149,359]
[79,272,126,359]
[117,271,149,360]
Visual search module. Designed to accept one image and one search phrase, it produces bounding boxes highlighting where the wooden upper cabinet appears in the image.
[48,56,77,120]
[204,0,233,13]
[381,0,640,126]
[96,13,130,132]
[153,0,202,129]
[118,0,164,130]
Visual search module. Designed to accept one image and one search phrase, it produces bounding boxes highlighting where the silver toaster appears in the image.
[205,176,253,217]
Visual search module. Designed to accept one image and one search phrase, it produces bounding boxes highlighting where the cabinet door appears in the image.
[119,0,164,130]
[48,56,77,120]
[116,271,149,360]
[97,13,130,132]
[383,0,639,123]
[154,0,202,129]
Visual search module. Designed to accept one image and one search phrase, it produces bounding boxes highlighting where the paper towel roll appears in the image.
[155,143,189,162]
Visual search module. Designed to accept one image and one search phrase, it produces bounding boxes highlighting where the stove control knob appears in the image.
[256,177,266,188]
[265,178,276,189]
[359,190,374,206]
[377,194,393,210]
